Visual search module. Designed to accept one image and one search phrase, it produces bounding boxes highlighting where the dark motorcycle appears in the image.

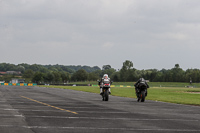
[136,82,148,102]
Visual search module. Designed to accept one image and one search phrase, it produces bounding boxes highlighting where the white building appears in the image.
[11,78,25,83]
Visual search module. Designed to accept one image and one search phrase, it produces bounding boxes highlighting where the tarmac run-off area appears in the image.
[0,86,200,133]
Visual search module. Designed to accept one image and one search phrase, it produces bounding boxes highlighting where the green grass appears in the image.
[147,87,200,105]
[66,81,200,88]
[38,85,200,106]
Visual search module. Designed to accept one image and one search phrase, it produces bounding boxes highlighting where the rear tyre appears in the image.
[137,93,140,102]
[104,90,109,101]
[141,91,145,102]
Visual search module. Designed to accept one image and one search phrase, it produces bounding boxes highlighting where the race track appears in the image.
[0,86,200,133]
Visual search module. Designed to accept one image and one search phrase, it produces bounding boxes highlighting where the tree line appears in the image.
[0,61,199,83]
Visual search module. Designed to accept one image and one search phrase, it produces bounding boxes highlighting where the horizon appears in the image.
[0,61,198,71]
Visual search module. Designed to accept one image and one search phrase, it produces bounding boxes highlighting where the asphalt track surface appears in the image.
[0,86,200,133]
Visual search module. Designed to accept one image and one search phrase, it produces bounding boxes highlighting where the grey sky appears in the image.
[1,0,200,70]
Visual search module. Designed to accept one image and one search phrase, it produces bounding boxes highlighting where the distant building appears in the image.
[11,78,25,83]
[0,72,7,75]
[6,71,21,75]
[0,71,21,75]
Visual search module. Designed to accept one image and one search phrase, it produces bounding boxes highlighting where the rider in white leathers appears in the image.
[99,74,111,95]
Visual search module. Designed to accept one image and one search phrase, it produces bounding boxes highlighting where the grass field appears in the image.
[67,81,200,87]
[39,85,200,106]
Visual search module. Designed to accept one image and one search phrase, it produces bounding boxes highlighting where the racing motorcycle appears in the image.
[98,79,112,101]
[135,82,148,102]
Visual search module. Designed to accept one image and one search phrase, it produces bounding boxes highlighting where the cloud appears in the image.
[102,42,114,48]
[1,0,200,70]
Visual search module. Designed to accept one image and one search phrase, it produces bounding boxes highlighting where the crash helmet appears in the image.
[103,74,108,79]
[140,78,145,82]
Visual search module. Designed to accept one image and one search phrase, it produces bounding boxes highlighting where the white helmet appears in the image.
[103,74,108,79]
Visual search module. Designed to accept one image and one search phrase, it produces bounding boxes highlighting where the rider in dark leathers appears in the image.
[134,78,149,96]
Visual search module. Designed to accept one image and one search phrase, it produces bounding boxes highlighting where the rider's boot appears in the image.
[109,88,111,94]
[100,88,103,95]
[137,98,140,102]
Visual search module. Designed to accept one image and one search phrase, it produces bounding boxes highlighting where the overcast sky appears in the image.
[1,0,200,70]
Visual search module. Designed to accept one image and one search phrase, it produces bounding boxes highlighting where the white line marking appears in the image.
[23,116,199,121]
[2,108,199,116]
[0,125,200,131]
[0,115,24,117]
[14,115,24,117]
[1,109,129,113]
[4,109,19,111]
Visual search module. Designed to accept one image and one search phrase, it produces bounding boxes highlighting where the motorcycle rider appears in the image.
[134,78,149,96]
[99,74,111,95]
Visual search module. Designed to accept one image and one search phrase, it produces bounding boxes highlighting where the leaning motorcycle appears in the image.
[99,79,112,101]
[135,82,148,102]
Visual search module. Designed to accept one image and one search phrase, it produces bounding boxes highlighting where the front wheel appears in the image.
[141,91,145,102]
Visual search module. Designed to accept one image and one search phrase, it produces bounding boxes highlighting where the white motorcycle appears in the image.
[98,79,112,101]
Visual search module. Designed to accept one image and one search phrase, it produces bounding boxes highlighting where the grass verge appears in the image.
[38,85,200,106]
[63,81,200,88]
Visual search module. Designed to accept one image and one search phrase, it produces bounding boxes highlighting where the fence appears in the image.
[0,83,37,86]
[92,85,134,87]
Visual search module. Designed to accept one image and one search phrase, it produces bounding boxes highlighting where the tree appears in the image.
[67,65,100,72]
[16,65,25,73]
[29,64,43,72]
[61,72,71,83]
[44,72,55,83]
[164,70,173,82]
[175,64,180,68]
[32,72,44,83]
[18,63,30,70]
[39,67,49,73]
[23,69,34,78]
[88,72,99,81]
[52,71,62,83]
[102,65,111,70]
[185,69,200,83]
[171,64,185,82]
[103,68,116,77]
[120,60,134,81]
[71,69,88,81]
[93,70,103,78]
[148,69,159,82]
[122,60,133,70]
[110,72,120,82]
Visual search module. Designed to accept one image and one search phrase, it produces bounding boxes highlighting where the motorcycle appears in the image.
[135,82,148,102]
[98,79,112,101]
